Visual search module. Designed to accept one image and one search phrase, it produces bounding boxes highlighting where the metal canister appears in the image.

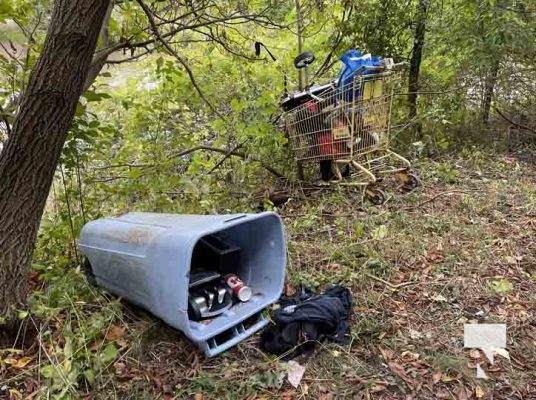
[224,274,252,302]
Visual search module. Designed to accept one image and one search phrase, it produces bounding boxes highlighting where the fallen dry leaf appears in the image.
[457,385,469,400]
[88,340,102,351]
[105,324,127,347]
[280,390,296,400]
[475,386,485,399]
[326,263,342,272]
[469,349,480,359]
[8,388,22,400]
[432,372,442,383]
[436,391,450,399]
[388,361,415,389]
[425,248,443,262]
[378,346,394,362]
[371,384,386,393]
[430,293,448,302]
[12,356,32,369]
[318,393,333,400]
[285,283,296,296]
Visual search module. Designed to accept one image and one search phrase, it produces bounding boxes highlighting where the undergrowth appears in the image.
[2,149,536,399]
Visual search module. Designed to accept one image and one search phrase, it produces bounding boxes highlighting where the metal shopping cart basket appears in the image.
[281,55,419,204]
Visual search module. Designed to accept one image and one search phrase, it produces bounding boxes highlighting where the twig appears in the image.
[88,175,129,183]
[403,190,481,210]
[170,145,286,178]
[494,107,536,135]
[206,139,247,174]
[91,163,154,170]
[312,4,353,80]
[394,87,464,96]
[136,0,224,120]
[365,273,416,289]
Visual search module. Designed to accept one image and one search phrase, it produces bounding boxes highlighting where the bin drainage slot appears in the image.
[208,338,217,350]
[242,312,263,331]
[213,327,238,347]
[208,312,265,349]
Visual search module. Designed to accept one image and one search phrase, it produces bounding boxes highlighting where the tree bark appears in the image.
[0,0,111,322]
[408,0,429,135]
[481,59,500,124]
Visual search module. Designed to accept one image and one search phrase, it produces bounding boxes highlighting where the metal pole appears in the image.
[295,0,303,91]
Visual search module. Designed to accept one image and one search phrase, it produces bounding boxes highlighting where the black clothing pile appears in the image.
[260,285,353,360]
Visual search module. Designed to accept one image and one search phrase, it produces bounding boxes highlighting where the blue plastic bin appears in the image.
[78,212,286,356]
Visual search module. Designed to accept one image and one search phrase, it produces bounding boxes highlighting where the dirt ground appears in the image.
[1,150,535,399]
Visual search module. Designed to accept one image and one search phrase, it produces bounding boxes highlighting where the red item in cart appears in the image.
[319,120,349,156]
[304,100,318,113]
[224,274,252,302]
[319,133,334,155]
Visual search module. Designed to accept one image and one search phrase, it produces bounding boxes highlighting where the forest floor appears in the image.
[1,149,536,400]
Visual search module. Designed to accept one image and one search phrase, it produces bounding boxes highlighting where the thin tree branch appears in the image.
[106,48,154,64]
[91,163,154,170]
[206,139,247,174]
[136,0,224,120]
[0,42,25,68]
[494,107,536,135]
[403,190,484,210]
[190,27,261,60]
[170,145,286,178]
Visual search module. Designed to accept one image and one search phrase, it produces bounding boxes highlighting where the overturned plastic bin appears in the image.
[78,212,286,357]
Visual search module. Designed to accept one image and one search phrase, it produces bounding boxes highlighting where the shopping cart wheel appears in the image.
[367,188,386,205]
[403,173,420,192]
[397,171,420,192]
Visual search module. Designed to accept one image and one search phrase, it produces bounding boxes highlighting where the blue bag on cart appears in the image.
[336,49,383,102]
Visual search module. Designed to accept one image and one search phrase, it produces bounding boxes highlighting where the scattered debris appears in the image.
[286,360,306,388]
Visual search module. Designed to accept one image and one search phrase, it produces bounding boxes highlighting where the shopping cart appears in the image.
[280,52,419,204]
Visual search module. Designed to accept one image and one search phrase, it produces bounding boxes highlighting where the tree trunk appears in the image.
[0,0,111,323]
[408,0,429,135]
[481,60,500,124]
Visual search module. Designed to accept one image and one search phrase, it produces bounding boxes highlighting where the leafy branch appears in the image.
[136,0,224,119]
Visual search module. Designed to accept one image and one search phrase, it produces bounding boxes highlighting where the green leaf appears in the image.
[84,369,95,387]
[372,225,388,240]
[18,310,29,319]
[64,338,73,358]
[156,56,164,70]
[75,103,86,116]
[84,91,112,102]
[41,365,55,379]
[490,279,513,295]
[101,343,118,364]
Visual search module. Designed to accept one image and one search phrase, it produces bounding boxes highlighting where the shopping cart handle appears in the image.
[392,62,407,69]
[308,91,323,102]
[364,66,384,70]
